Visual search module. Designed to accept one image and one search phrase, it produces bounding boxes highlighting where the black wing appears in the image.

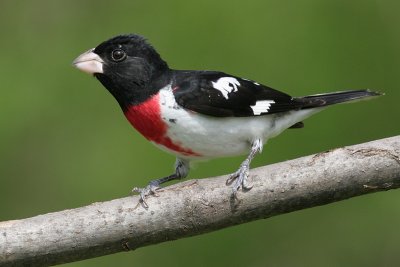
[172,71,304,117]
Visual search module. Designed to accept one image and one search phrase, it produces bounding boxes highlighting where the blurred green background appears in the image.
[0,0,399,266]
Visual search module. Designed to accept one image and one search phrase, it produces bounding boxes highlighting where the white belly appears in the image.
[157,85,322,159]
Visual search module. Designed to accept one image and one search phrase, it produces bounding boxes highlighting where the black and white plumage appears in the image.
[73,34,381,206]
[172,71,374,117]
[173,71,295,117]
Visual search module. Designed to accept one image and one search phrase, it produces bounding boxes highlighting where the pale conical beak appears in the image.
[73,48,104,75]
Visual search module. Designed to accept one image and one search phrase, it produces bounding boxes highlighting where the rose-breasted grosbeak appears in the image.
[73,34,380,206]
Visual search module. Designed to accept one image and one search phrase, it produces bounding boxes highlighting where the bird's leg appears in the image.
[132,158,189,208]
[226,139,263,195]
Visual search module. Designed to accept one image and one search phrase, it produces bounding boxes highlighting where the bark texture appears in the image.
[1,136,399,266]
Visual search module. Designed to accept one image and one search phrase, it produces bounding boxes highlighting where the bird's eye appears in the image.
[111,49,127,62]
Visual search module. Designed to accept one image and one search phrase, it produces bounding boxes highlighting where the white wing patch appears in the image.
[250,100,275,115]
[211,77,240,99]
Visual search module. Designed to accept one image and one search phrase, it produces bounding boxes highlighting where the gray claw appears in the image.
[131,160,190,208]
[132,184,160,208]
[226,139,261,195]
[227,163,253,195]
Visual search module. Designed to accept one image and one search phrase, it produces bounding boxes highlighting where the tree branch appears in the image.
[1,136,399,266]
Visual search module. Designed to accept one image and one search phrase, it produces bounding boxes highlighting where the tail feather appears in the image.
[297,89,382,109]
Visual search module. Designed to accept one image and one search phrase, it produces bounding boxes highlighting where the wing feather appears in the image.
[172,71,303,117]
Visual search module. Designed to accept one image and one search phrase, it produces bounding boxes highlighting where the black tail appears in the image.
[297,89,382,109]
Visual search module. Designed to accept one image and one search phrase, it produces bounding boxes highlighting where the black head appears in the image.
[74,34,171,110]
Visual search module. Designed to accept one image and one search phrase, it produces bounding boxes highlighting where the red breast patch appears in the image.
[124,93,201,157]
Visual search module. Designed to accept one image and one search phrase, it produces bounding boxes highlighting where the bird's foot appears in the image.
[131,171,183,208]
[226,139,262,197]
[226,160,253,196]
[132,181,162,208]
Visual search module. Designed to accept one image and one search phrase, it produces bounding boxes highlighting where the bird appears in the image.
[73,34,381,207]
